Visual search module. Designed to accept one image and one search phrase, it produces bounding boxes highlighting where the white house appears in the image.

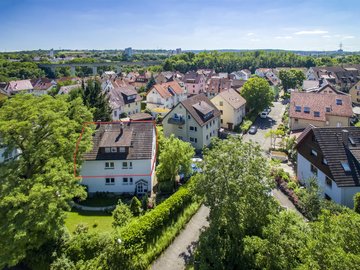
[296,126,360,208]
[231,70,251,81]
[108,85,142,120]
[80,121,156,195]
[146,81,186,110]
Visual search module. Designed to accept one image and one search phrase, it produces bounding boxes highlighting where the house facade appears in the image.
[211,89,246,130]
[296,126,360,208]
[289,92,352,131]
[80,121,156,195]
[108,86,142,120]
[183,72,206,95]
[205,77,231,98]
[230,70,251,81]
[349,81,360,105]
[5,80,34,95]
[146,81,186,110]
[162,94,221,150]
[31,78,57,95]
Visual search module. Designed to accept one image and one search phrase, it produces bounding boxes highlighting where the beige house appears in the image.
[349,81,360,105]
[289,92,352,131]
[211,89,246,130]
[162,94,221,150]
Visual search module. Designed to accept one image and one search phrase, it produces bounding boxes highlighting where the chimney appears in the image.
[342,130,349,146]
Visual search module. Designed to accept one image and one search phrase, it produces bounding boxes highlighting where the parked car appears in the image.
[191,157,203,173]
[248,125,258,134]
[260,111,268,118]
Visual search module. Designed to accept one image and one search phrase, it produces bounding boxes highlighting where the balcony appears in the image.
[168,116,185,125]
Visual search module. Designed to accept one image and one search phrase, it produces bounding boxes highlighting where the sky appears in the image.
[0,0,359,52]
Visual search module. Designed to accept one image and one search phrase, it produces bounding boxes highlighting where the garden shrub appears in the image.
[287,181,297,190]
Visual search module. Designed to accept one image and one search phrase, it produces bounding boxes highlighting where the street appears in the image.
[242,101,286,151]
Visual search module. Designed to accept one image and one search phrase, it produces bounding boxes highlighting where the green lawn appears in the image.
[65,210,113,234]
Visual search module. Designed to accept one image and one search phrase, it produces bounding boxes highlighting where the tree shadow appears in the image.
[179,240,198,266]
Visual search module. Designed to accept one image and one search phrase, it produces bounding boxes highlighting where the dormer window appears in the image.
[304,107,310,113]
[336,99,342,105]
[314,111,320,117]
[295,106,301,112]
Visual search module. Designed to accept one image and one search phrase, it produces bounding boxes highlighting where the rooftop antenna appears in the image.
[339,42,343,51]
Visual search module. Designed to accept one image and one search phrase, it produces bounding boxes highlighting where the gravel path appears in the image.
[150,205,209,270]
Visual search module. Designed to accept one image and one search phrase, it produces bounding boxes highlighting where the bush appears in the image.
[112,200,133,228]
[287,181,298,190]
[354,193,360,214]
[241,120,253,133]
[130,196,142,216]
[118,186,192,253]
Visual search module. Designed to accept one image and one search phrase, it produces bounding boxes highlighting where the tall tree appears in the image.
[0,94,93,268]
[194,137,277,269]
[241,77,274,113]
[83,79,112,121]
[279,69,306,91]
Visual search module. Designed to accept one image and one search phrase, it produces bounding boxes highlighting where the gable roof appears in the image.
[218,89,246,109]
[108,85,141,109]
[5,80,33,92]
[289,92,353,122]
[206,77,231,94]
[180,93,221,126]
[297,126,360,187]
[83,121,154,161]
[151,81,184,99]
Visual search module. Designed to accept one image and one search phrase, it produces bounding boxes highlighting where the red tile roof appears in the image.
[289,92,353,122]
[151,81,185,99]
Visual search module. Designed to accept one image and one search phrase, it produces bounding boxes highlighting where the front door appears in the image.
[137,182,144,194]
[227,123,233,130]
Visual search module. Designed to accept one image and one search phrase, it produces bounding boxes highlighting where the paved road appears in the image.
[243,101,286,151]
[150,205,209,270]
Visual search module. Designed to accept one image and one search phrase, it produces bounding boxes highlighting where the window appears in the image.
[221,119,223,124]
[341,161,351,172]
[326,107,331,112]
[314,111,320,117]
[105,178,115,185]
[336,99,342,105]
[206,135,209,140]
[114,111,117,117]
[105,162,114,169]
[311,149,318,156]
[220,110,223,115]
[178,126,183,129]
[129,162,132,169]
[325,176,332,187]
[310,164,317,176]
[304,107,310,113]
[322,158,328,165]
[295,106,301,112]
[188,115,191,119]
[206,124,208,129]
[111,147,117,153]
[129,178,133,185]
[190,126,197,132]
[122,162,128,169]
[190,137,197,143]
[123,177,128,185]
[219,101,223,106]
[105,147,111,153]
[119,147,126,153]
[295,118,299,123]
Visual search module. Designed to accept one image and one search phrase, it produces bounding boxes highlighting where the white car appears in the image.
[260,111,268,118]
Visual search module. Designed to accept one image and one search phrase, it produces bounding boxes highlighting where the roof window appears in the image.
[304,107,310,113]
[314,111,320,117]
[341,161,351,172]
[336,99,342,105]
[295,106,301,112]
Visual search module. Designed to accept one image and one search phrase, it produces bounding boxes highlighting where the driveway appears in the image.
[242,101,286,151]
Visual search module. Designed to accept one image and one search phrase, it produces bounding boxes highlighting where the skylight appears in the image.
[341,161,351,172]
[304,107,310,113]
[336,99,342,105]
[295,106,301,112]
[314,111,320,117]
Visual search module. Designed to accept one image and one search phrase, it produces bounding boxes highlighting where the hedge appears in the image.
[118,186,192,252]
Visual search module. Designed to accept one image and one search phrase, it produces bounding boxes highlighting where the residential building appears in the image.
[211,89,246,130]
[162,94,221,150]
[255,68,272,78]
[108,85,142,120]
[5,79,33,95]
[80,121,156,195]
[183,71,206,95]
[205,77,231,98]
[146,81,186,110]
[230,69,251,81]
[296,126,360,208]
[58,84,82,95]
[349,81,360,105]
[289,92,352,131]
[31,78,57,95]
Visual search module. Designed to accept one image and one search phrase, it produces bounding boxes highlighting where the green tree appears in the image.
[354,192,360,214]
[83,79,112,121]
[141,194,149,211]
[241,77,274,113]
[146,75,156,90]
[129,196,142,216]
[156,135,195,184]
[194,137,277,269]
[300,177,322,221]
[112,200,133,228]
[279,69,305,91]
[0,94,93,268]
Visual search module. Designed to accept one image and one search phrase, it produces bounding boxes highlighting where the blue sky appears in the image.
[0,0,359,51]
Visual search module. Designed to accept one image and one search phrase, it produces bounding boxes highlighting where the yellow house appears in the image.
[162,94,221,150]
[349,81,360,105]
[289,92,352,131]
[211,89,246,130]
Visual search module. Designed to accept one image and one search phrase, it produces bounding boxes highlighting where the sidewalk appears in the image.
[150,205,209,270]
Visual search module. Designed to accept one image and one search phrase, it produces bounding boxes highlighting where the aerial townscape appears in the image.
[1,0,360,270]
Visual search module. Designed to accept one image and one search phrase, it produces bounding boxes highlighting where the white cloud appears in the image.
[246,32,255,36]
[275,36,293,39]
[294,30,328,35]
[343,35,355,39]
[250,38,261,42]
[322,35,332,38]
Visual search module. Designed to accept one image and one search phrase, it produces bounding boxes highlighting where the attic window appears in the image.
[349,136,356,146]
[304,107,310,113]
[314,111,320,117]
[326,107,331,112]
[341,161,351,172]
[295,106,301,112]
[336,99,342,105]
